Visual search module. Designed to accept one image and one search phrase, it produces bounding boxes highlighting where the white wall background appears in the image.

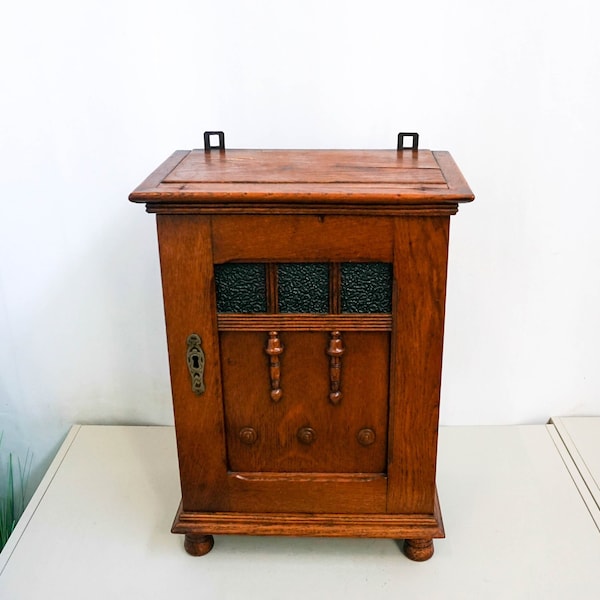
[2,0,600,490]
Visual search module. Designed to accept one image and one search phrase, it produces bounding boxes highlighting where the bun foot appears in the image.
[403,538,434,561]
[184,534,214,556]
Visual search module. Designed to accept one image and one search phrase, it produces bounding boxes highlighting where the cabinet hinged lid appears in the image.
[129,148,474,215]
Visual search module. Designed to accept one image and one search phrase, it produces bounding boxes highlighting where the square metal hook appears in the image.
[397,132,419,151]
[204,131,225,152]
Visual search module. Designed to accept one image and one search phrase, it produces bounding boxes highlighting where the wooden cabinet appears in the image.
[129,135,473,561]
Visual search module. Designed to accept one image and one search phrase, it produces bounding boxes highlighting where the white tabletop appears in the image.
[550,416,600,530]
[1,424,599,599]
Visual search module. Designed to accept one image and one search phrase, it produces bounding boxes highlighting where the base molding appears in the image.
[172,489,444,561]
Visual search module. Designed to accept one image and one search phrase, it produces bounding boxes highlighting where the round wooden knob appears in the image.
[239,427,258,445]
[357,428,376,446]
[297,427,316,445]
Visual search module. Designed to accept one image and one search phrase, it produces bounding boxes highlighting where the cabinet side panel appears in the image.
[156,215,229,511]
[387,216,450,513]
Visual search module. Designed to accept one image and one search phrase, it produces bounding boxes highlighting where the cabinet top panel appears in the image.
[129,149,474,215]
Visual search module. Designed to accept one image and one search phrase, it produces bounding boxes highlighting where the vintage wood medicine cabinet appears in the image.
[129,132,474,561]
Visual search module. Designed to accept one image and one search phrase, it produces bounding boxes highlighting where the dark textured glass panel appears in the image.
[214,263,267,313]
[278,263,329,313]
[341,263,393,313]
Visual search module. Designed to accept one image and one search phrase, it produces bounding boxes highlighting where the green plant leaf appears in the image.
[0,434,32,552]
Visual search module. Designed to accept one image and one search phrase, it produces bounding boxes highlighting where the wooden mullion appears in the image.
[266,263,279,313]
[329,262,341,314]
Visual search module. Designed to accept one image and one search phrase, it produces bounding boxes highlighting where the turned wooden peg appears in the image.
[326,331,345,405]
[265,331,284,402]
[357,428,376,446]
[239,426,258,445]
[297,426,317,445]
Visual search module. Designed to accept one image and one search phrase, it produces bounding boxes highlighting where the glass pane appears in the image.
[341,263,392,313]
[278,263,329,313]
[214,263,267,313]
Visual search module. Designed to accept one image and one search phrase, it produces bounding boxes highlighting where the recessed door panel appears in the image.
[221,330,389,474]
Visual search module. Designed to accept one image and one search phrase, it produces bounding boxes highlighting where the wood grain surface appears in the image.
[134,146,472,559]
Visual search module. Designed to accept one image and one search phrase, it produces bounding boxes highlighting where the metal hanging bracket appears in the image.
[203,131,225,152]
[397,132,419,151]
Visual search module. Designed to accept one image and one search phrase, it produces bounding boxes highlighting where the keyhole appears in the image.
[186,334,205,396]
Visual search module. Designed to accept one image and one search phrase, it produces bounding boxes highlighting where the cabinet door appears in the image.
[158,215,397,514]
